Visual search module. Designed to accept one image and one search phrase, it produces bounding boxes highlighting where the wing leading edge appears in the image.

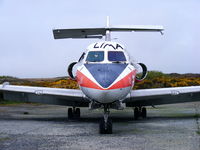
[125,86,200,107]
[0,83,89,107]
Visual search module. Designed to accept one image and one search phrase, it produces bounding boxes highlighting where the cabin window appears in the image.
[86,51,104,62]
[108,51,126,62]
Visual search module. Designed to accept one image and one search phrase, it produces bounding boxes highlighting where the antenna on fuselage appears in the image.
[53,18,164,39]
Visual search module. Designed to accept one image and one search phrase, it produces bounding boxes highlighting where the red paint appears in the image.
[76,70,136,90]
[108,71,135,90]
[76,71,102,90]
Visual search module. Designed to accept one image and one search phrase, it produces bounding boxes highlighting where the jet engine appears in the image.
[135,63,148,82]
[67,62,77,80]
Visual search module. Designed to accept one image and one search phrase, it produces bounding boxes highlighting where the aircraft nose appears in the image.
[85,64,127,88]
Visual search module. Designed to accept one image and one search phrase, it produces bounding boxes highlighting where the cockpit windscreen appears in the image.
[108,51,126,62]
[86,51,104,62]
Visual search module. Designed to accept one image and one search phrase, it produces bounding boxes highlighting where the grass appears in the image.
[194,114,200,118]
[0,99,32,106]
[196,131,200,135]
[0,137,10,141]
[0,99,41,106]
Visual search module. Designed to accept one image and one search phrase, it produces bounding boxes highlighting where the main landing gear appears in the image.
[68,107,80,119]
[99,105,112,134]
[134,107,147,120]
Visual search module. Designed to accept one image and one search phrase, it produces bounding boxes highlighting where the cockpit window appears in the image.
[108,51,126,62]
[86,51,104,62]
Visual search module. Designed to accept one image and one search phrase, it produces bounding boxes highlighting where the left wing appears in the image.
[0,83,89,107]
[124,86,200,107]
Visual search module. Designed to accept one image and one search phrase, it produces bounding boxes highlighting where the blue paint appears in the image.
[85,64,127,88]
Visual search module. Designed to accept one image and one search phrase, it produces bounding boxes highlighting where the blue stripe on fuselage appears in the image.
[84,64,127,88]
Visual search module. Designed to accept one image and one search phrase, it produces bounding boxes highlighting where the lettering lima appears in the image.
[93,43,123,50]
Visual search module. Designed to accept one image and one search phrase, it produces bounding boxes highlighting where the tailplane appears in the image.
[53,17,164,40]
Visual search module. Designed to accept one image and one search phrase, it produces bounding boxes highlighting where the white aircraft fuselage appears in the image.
[70,41,141,104]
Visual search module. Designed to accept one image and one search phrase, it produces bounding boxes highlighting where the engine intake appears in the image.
[135,63,148,82]
[68,62,77,80]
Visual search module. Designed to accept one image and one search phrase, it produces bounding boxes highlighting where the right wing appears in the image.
[124,86,200,107]
[0,83,89,107]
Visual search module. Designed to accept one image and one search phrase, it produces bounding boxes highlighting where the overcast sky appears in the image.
[0,0,200,78]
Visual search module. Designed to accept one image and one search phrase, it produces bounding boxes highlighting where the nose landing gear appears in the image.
[99,105,112,134]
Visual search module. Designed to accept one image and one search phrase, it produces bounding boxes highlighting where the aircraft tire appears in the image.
[75,108,80,118]
[99,118,112,134]
[106,119,112,134]
[99,119,105,134]
[134,107,139,120]
[141,107,147,118]
[68,108,73,119]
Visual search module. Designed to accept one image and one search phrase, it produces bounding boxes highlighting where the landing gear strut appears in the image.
[68,107,80,119]
[99,105,112,134]
[134,107,147,120]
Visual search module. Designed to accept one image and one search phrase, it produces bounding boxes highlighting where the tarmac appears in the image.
[0,102,200,150]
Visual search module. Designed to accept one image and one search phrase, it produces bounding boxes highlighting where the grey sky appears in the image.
[0,0,200,78]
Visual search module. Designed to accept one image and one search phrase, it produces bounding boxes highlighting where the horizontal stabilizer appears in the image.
[53,28,105,39]
[53,25,164,39]
[110,25,164,32]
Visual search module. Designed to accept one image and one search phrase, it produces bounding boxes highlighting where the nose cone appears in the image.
[85,64,127,88]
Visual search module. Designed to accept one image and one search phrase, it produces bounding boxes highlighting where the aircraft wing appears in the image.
[124,86,200,107]
[0,83,89,107]
[2,83,199,108]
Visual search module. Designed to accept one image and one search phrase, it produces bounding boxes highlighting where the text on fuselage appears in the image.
[93,43,123,50]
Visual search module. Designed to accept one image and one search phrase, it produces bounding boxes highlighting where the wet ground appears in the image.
[0,102,200,150]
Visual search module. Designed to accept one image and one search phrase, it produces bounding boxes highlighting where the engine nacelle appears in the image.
[135,63,148,82]
[67,62,77,80]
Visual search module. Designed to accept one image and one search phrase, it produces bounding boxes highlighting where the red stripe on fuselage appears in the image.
[76,71,103,90]
[108,71,135,90]
[76,70,136,90]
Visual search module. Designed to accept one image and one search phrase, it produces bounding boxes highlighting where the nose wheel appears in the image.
[99,106,112,134]
[68,107,80,119]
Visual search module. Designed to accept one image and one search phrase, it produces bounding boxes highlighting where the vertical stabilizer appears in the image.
[105,16,111,41]
[106,16,110,28]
